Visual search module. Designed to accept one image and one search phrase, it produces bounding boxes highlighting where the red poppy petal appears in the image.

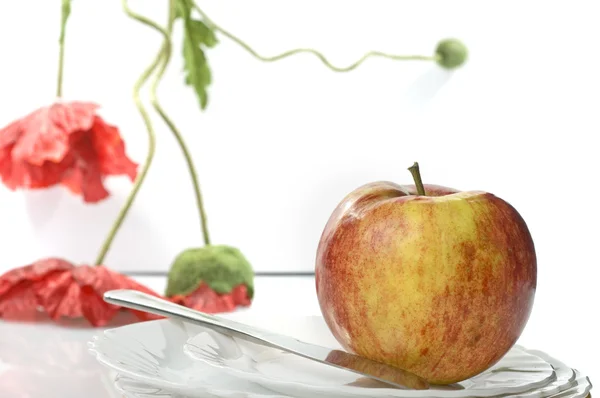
[215,294,236,313]
[172,284,223,313]
[0,258,73,297]
[0,118,23,150]
[52,282,84,319]
[50,101,100,132]
[170,283,252,314]
[11,102,98,165]
[132,310,165,322]
[73,265,144,326]
[60,133,109,203]
[105,267,159,296]
[80,285,118,327]
[35,270,74,320]
[72,265,120,294]
[70,265,99,286]
[71,181,108,203]
[90,117,137,181]
[15,161,69,190]
[88,266,157,297]
[0,281,39,320]
[230,284,251,307]
[0,145,12,183]
[61,166,109,203]
[11,111,68,165]
[30,258,74,273]
[87,266,162,321]
[0,137,72,191]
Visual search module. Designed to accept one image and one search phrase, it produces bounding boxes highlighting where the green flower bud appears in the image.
[166,245,254,299]
[435,38,468,69]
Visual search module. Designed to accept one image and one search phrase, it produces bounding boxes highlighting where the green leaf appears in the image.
[176,0,218,110]
[174,0,193,20]
[183,31,209,109]
[188,19,218,48]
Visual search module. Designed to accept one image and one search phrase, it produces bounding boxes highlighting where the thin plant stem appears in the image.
[57,0,71,97]
[408,162,426,196]
[192,2,439,72]
[94,0,162,265]
[148,0,212,245]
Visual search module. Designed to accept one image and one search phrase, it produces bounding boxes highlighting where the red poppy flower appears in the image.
[169,283,252,313]
[0,258,252,327]
[0,101,137,203]
[0,258,162,327]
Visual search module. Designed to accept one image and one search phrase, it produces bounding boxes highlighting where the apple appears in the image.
[315,163,537,384]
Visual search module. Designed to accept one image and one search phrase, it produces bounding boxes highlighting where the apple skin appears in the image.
[315,182,536,384]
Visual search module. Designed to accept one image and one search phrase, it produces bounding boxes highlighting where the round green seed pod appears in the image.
[435,38,468,69]
[166,245,254,298]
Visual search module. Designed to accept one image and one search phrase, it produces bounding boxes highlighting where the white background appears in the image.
[0,0,598,380]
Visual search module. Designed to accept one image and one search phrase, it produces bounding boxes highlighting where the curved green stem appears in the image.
[94,0,162,265]
[147,0,211,246]
[57,0,71,97]
[192,2,439,72]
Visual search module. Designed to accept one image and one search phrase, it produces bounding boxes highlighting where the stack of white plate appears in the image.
[88,314,593,398]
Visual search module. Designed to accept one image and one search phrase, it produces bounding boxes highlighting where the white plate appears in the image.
[184,326,555,397]
[89,318,281,397]
[112,373,288,398]
[89,314,592,398]
[112,371,592,398]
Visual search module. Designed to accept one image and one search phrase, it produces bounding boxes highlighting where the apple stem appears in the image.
[408,162,427,196]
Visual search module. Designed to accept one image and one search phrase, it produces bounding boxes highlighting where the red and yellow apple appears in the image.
[315,171,537,384]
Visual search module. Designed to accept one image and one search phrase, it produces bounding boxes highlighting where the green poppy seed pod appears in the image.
[435,38,468,69]
[166,245,254,298]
